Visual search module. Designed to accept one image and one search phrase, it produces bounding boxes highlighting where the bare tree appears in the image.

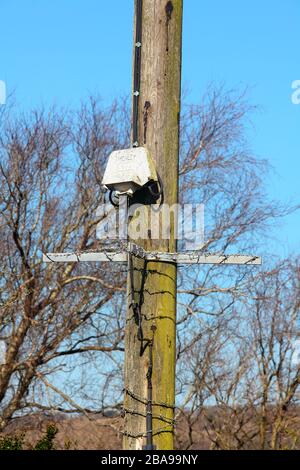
[0,86,297,450]
[178,259,300,450]
[174,86,298,450]
[0,99,128,430]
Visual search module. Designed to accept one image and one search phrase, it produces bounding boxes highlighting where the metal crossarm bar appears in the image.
[43,243,261,266]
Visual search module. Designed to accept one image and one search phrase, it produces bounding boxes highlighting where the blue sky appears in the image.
[0,0,299,256]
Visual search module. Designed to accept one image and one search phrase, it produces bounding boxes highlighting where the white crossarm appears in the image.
[43,252,127,263]
[43,245,261,265]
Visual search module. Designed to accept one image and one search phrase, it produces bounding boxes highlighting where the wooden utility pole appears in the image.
[123,0,183,450]
[43,0,261,452]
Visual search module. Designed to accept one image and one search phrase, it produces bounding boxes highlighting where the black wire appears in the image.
[128,253,142,341]
[109,190,119,207]
[129,252,148,355]
[129,0,145,352]
[145,325,156,450]
[132,0,143,146]
[148,172,165,207]
[130,1,156,450]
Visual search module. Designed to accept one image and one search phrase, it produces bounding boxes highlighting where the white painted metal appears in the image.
[102,147,157,195]
[43,252,127,263]
[43,242,261,265]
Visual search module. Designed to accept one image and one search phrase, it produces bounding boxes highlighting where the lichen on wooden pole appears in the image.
[123,0,183,450]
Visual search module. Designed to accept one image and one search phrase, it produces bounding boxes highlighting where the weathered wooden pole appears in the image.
[43,1,260,447]
[123,0,183,450]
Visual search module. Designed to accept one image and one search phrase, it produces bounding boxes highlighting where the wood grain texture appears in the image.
[124,0,183,450]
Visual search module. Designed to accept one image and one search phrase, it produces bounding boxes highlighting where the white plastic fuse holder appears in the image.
[101,147,158,196]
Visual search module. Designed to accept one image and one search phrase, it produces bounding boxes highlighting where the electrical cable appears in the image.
[132,0,143,147]
[109,190,120,207]
[148,172,164,207]
[128,0,156,450]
